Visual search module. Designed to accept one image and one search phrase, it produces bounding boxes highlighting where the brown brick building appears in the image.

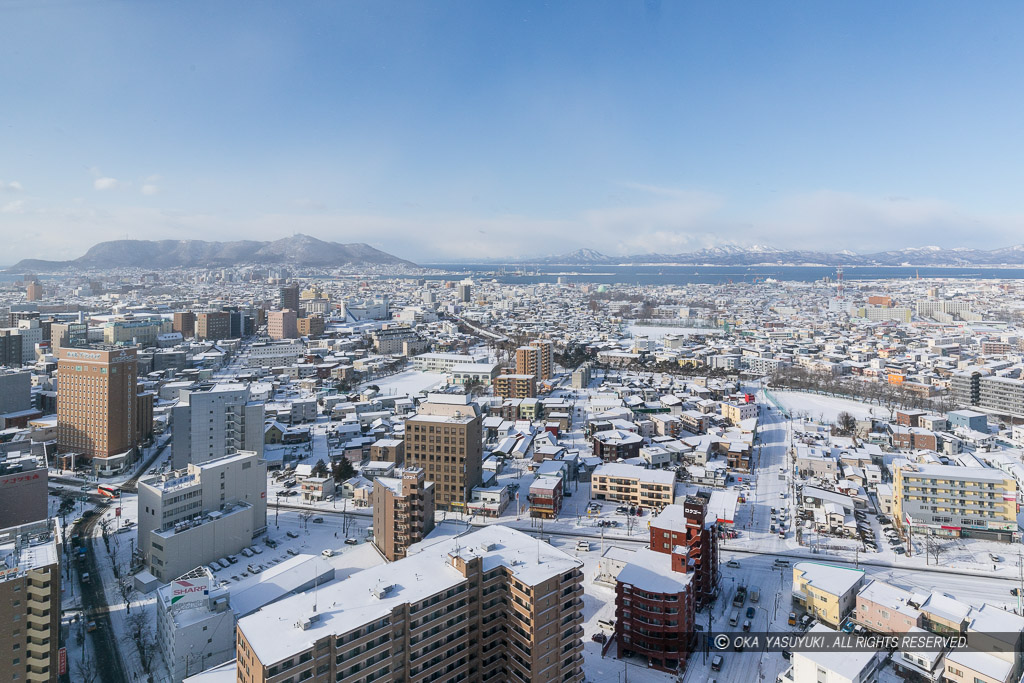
[57,346,138,470]
[371,467,435,561]
[648,494,719,607]
[614,548,696,674]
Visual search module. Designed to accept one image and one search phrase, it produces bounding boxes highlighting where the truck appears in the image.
[749,586,760,603]
[732,586,746,607]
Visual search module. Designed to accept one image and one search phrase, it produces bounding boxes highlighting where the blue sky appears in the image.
[2,1,1024,262]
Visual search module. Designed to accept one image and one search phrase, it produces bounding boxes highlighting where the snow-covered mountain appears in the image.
[9,234,416,271]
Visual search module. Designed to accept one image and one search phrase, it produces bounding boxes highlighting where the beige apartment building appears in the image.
[892,461,1018,542]
[591,462,676,510]
[494,373,537,399]
[0,518,62,683]
[56,345,138,468]
[403,394,482,511]
[235,526,585,683]
[268,310,299,340]
[371,467,435,561]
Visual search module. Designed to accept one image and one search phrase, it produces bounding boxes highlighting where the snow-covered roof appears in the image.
[237,526,580,666]
[793,562,864,597]
[616,548,691,594]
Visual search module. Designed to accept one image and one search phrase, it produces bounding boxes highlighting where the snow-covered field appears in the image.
[770,390,882,422]
[360,369,447,396]
[627,324,725,339]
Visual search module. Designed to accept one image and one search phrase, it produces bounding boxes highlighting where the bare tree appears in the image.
[118,574,137,615]
[125,611,157,673]
[299,510,315,530]
[98,517,113,553]
[836,412,857,436]
[76,655,100,683]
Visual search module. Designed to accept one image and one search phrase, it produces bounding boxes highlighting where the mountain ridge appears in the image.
[7,235,416,271]
[502,244,1024,267]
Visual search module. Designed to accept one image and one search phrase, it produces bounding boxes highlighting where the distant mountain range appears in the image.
[7,234,416,271]
[516,244,1024,267]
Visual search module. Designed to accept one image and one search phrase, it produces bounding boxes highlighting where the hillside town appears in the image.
[2,265,1024,683]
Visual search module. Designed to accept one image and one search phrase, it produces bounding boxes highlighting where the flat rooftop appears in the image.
[237,525,579,665]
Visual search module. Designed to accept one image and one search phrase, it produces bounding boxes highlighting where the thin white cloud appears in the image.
[141,184,159,196]
[1,181,23,192]
[94,177,121,191]
[3,188,1024,264]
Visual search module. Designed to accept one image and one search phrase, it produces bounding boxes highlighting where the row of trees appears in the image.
[769,366,958,419]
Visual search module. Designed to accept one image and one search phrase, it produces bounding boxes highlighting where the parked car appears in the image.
[726,560,741,568]
[746,607,755,619]
[287,531,300,538]
[345,538,358,545]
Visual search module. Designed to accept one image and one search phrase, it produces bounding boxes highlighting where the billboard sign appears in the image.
[169,577,211,608]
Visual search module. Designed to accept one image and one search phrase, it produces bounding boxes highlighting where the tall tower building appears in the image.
[403,394,482,511]
[457,281,472,303]
[279,282,300,312]
[0,519,62,683]
[171,383,264,468]
[56,346,138,467]
[25,281,42,302]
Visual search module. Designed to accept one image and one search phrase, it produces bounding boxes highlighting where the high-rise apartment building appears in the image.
[515,345,539,379]
[614,548,695,673]
[138,450,267,582]
[172,311,196,338]
[279,282,300,313]
[235,525,585,683]
[530,339,554,380]
[56,346,138,470]
[0,518,62,683]
[403,394,483,511]
[457,281,472,303]
[196,311,231,341]
[372,467,435,561]
[648,494,719,607]
[171,383,264,468]
[268,310,298,340]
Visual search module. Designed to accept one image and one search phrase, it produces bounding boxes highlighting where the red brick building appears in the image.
[648,494,719,607]
[614,548,696,673]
